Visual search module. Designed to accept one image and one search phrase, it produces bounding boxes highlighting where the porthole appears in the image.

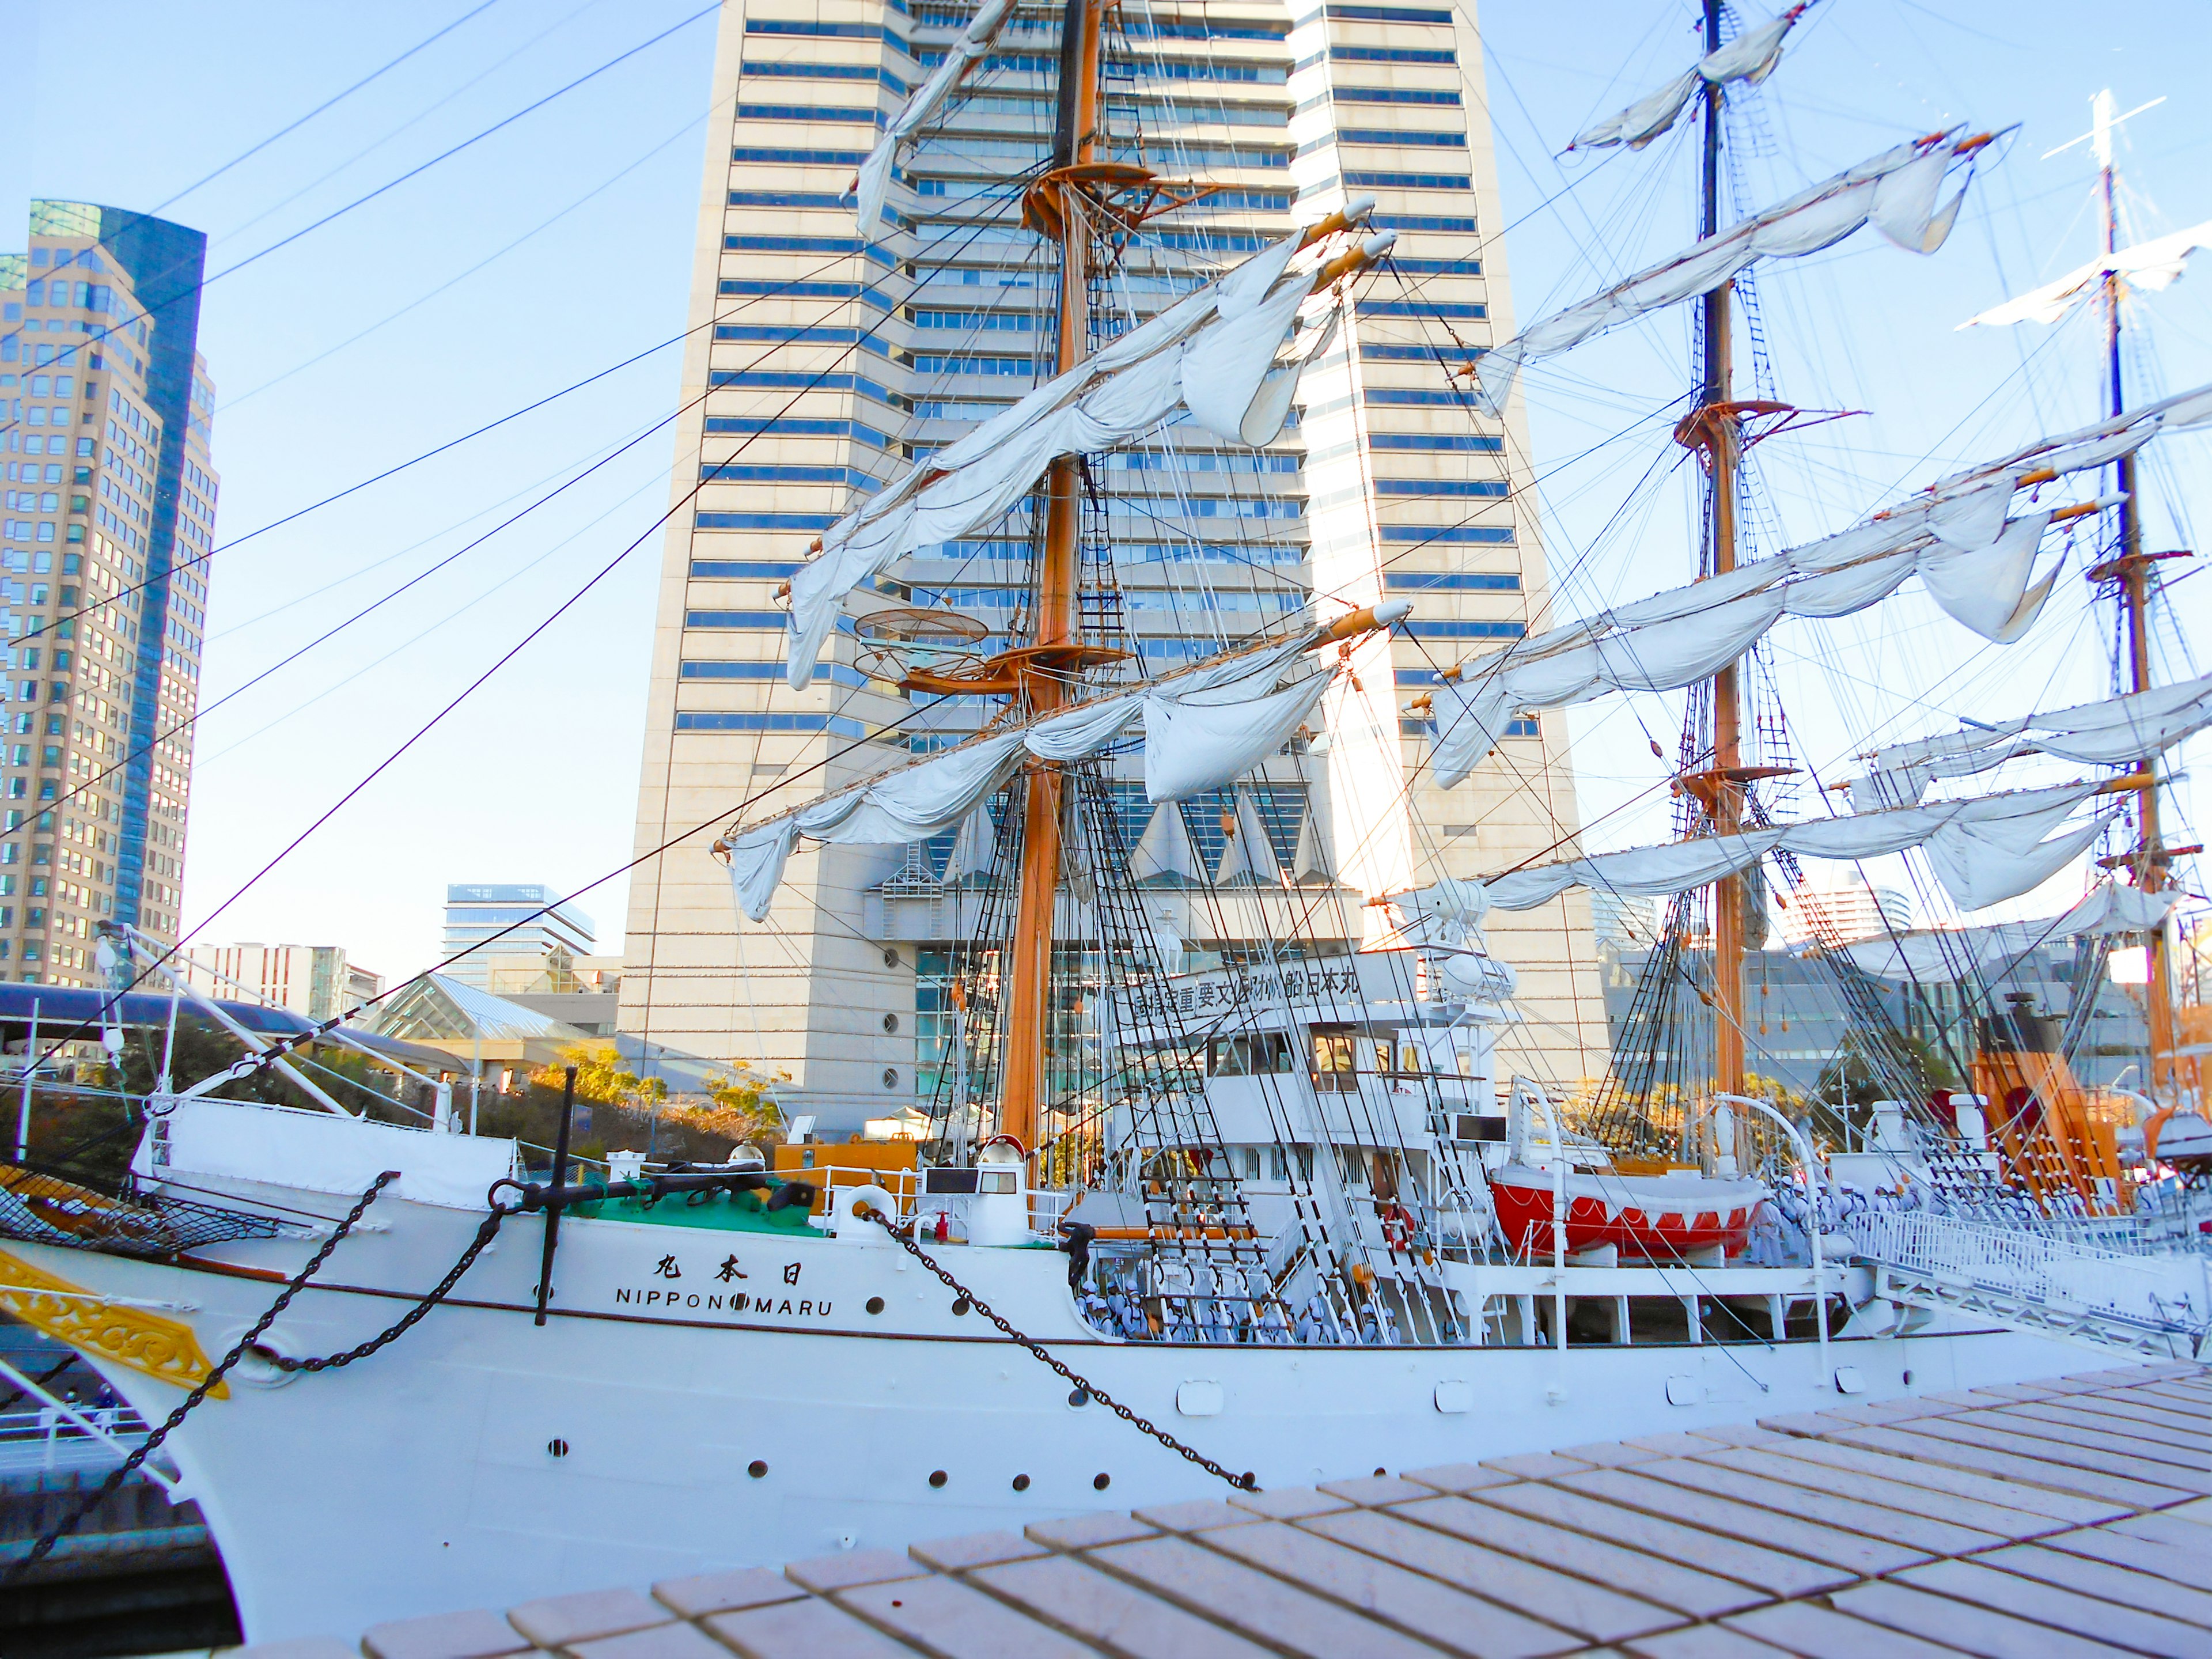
[882,1067,899,1089]
[952,1297,971,1316]
[1067,1387,1089,1408]
[547,1439,569,1459]
[748,1460,768,1479]
[882,947,900,968]
[929,1469,948,1488]
[866,1296,885,1315]
[1093,1472,1111,1491]
[1012,1474,1031,1492]
[882,1013,899,1033]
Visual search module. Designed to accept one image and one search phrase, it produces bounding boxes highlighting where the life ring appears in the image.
[1380,1202,1415,1253]
[834,1183,897,1243]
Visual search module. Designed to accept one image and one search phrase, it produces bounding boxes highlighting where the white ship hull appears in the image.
[8,1193,2089,1642]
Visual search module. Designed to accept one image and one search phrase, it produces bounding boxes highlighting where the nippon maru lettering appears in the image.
[608,1253,835,1321]
[5,0,2211,1645]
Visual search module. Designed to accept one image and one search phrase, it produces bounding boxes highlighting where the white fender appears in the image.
[832,1183,897,1244]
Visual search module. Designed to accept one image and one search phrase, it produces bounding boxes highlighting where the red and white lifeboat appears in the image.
[1488,1164,1766,1259]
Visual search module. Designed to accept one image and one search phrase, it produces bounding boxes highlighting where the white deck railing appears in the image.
[1846,1210,2211,1334]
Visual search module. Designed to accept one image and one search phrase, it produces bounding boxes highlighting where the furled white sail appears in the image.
[785,225,1375,685]
[853,0,1016,240]
[1930,378,2212,502]
[1962,219,2212,328]
[724,731,1028,920]
[726,627,1352,914]
[1144,664,1332,804]
[1427,504,2088,788]
[1476,131,1984,414]
[1853,669,2212,806]
[1422,391,2206,790]
[1475,782,2108,916]
[1025,694,1141,761]
[1569,7,1802,152]
[2056,880,2179,937]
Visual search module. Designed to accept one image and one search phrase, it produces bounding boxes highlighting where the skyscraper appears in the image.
[0,200,214,985]
[621,0,1605,1125]
[441,883,596,990]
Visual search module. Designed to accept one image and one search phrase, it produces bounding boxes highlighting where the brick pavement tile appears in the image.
[1316,1474,1433,1506]
[1192,1520,1580,1658]
[1752,1411,1856,1436]
[1130,1498,1252,1533]
[2104,1510,2212,1549]
[1227,1486,1353,1520]
[971,1552,1276,1658]
[1552,1440,1666,1467]
[2044,1523,2212,1577]
[1741,1436,2124,1528]
[1470,1480,1854,1599]
[363,1610,533,1659]
[1619,1626,1781,1659]
[1400,1461,1518,1494]
[1558,1465,1926,1577]
[509,1590,668,1647]
[782,1549,927,1593]
[1822,1423,2186,1511]
[1086,1533,1441,1659]
[1906,1415,2211,1497]
[1829,1578,2135,1658]
[905,1530,1049,1571]
[1984,1403,2212,1471]
[1480,1451,1592,1479]
[1722,1601,1972,1658]
[705,1599,919,1659]
[1978,1540,2212,1627]
[567,1625,728,1659]
[1301,1504,1681,1645]
[1392,1494,1762,1620]
[1025,1511,1160,1550]
[1631,1453,2001,1558]
[835,1575,1095,1659]
[1676,1425,1785,1449]
[1895,1557,2207,1658]
[653,1569,805,1620]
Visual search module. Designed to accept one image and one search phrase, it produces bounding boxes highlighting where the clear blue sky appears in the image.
[3,0,2206,976]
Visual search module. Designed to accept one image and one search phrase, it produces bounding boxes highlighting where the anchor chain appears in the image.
[6,1171,512,1581]
[866,1206,1257,1493]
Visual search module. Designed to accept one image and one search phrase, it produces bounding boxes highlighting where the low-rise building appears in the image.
[182,942,381,1022]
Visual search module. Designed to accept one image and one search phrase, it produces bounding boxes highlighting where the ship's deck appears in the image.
[235,1361,2210,1658]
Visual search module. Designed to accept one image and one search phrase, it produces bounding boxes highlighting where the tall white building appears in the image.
[1778,872,1915,946]
[620,0,1607,1128]
[441,883,595,990]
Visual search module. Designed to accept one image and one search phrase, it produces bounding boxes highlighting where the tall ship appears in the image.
[3,1,2209,1642]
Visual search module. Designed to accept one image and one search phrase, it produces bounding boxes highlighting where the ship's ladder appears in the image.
[1847,1210,2212,1361]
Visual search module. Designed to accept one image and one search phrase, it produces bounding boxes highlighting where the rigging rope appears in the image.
[862,1204,1257,1493]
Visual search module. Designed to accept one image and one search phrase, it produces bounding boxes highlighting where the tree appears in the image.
[536,1043,667,1109]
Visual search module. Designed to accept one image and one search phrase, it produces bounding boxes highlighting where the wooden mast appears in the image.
[2090,92,2178,1097]
[1698,0,1748,1101]
[999,0,1105,1156]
